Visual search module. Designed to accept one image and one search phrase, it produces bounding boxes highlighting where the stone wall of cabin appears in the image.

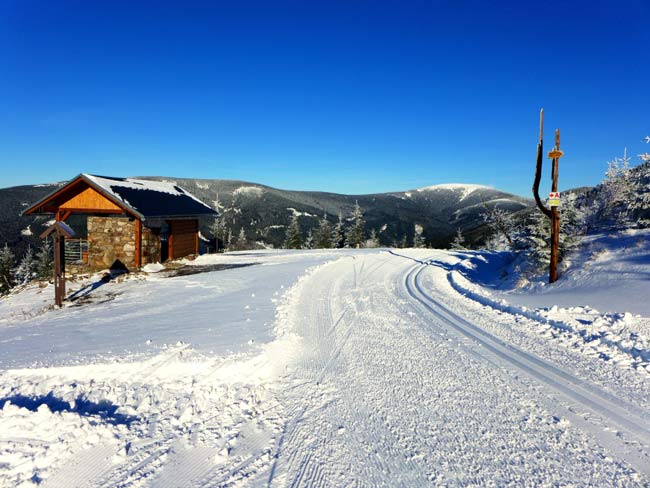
[88,216,136,270]
[142,225,161,265]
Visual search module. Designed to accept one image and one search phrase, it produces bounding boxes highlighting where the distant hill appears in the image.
[0,177,533,258]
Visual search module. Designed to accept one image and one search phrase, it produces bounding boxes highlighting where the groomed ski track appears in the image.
[268,250,650,486]
[2,249,649,486]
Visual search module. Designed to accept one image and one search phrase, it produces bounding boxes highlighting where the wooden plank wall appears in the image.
[168,219,198,260]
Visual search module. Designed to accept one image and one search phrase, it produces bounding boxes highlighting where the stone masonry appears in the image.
[88,216,137,270]
[141,225,161,265]
[65,216,163,272]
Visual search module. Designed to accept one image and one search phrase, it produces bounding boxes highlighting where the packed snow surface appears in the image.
[0,246,649,486]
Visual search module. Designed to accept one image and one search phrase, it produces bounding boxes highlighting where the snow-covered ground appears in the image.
[0,242,649,486]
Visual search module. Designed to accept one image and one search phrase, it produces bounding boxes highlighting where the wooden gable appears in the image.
[24,175,132,216]
[60,186,123,212]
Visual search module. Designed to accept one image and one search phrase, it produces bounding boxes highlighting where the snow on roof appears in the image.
[83,174,217,219]
[416,183,492,200]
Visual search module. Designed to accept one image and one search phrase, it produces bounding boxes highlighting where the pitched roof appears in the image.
[23,174,217,220]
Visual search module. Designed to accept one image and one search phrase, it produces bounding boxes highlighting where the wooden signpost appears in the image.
[40,221,76,307]
[532,109,564,284]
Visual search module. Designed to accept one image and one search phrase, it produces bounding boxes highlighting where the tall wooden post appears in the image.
[532,109,564,284]
[53,234,65,307]
[549,129,562,283]
[41,221,75,307]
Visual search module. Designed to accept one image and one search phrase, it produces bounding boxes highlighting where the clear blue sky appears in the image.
[1,0,648,196]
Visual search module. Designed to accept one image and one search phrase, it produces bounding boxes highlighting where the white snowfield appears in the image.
[0,246,649,487]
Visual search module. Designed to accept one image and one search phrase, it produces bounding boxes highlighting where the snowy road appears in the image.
[269,250,650,486]
[1,249,649,486]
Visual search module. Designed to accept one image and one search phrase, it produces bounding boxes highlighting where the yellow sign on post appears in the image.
[548,192,560,207]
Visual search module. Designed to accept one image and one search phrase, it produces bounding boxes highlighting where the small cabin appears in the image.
[23,174,217,272]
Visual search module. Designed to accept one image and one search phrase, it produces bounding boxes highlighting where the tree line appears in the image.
[210,201,432,252]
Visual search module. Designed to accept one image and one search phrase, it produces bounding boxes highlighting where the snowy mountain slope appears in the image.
[0,177,532,256]
[1,245,649,486]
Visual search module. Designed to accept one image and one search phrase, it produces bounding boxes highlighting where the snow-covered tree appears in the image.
[331,212,346,249]
[450,229,466,250]
[315,213,332,249]
[365,228,380,248]
[399,234,409,248]
[628,139,650,225]
[14,245,37,285]
[209,215,227,252]
[36,238,53,280]
[482,203,518,250]
[284,215,302,249]
[0,243,15,294]
[226,228,233,251]
[304,229,314,249]
[413,224,426,248]
[599,148,634,223]
[346,202,365,248]
[231,228,249,251]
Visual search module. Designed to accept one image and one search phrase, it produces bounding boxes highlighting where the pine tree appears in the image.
[36,238,53,280]
[284,215,302,249]
[315,213,332,249]
[226,228,233,251]
[14,245,36,285]
[346,201,365,248]
[450,229,466,250]
[331,213,345,249]
[399,234,409,248]
[209,215,227,252]
[233,228,248,250]
[481,204,517,250]
[0,243,16,294]
[304,229,314,249]
[413,224,426,248]
[366,228,380,248]
[600,148,634,223]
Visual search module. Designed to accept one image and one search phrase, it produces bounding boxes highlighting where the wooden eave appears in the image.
[22,174,144,220]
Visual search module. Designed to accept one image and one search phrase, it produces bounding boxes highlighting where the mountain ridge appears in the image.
[0,176,533,257]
